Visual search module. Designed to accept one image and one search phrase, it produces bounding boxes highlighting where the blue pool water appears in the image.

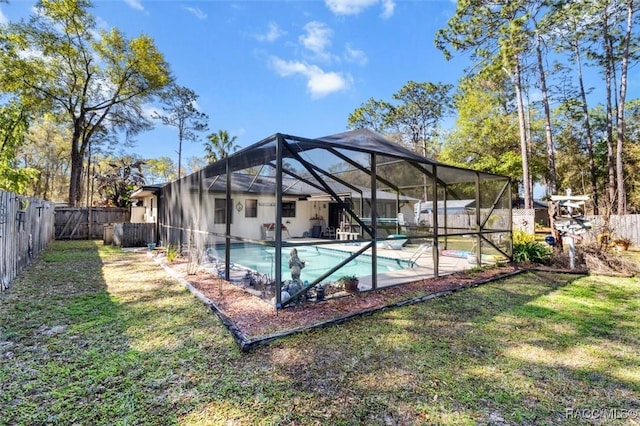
[210,244,410,283]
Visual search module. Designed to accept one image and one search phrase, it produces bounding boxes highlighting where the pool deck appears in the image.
[317,240,472,292]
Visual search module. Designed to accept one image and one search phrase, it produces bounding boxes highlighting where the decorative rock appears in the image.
[282,279,303,297]
[271,291,290,305]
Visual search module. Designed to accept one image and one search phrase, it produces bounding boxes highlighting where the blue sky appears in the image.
[1,0,467,164]
[1,0,636,170]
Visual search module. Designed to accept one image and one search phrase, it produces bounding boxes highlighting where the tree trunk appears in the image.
[536,34,557,197]
[514,57,532,209]
[43,170,50,201]
[68,117,86,207]
[177,138,183,180]
[615,0,633,215]
[574,43,599,213]
[68,148,84,207]
[603,8,617,211]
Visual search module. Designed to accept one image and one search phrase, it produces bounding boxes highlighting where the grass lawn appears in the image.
[1,240,639,425]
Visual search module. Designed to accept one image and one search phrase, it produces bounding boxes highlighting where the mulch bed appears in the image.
[155,255,527,351]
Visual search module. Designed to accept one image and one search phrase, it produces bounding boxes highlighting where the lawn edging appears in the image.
[155,253,528,352]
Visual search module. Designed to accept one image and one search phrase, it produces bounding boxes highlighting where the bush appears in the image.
[513,228,536,244]
[513,240,553,264]
[166,244,178,262]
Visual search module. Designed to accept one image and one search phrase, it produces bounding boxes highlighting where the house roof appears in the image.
[513,198,548,209]
[130,183,166,199]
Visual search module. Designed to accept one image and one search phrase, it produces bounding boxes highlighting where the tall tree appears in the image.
[440,68,532,186]
[601,1,619,210]
[623,100,640,212]
[0,101,38,193]
[532,16,558,198]
[0,0,172,206]
[552,102,610,203]
[152,84,209,178]
[552,0,639,213]
[548,3,601,212]
[186,156,208,174]
[204,130,239,164]
[143,156,177,184]
[20,114,71,200]
[436,1,537,208]
[94,156,145,207]
[347,97,393,133]
[388,81,453,158]
[347,82,452,156]
[614,0,637,214]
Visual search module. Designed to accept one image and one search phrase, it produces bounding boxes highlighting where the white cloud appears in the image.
[269,57,351,98]
[0,8,8,25]
[299,21,333,59]
[124,0,144,12]
[95,16,109,31]
[184,6,207,20]
[344,44,367,65]
[325,0,395,18]
[307,71,351,98]
[256,22,285,42]
[142,104,158,121]
[380,0,395,19]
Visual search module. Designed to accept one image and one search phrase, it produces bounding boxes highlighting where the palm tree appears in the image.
[204,130,239,164]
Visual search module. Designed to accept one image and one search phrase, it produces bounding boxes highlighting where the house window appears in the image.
[282,201,296,217]
[214,199,233,224]
[245,199,258,218]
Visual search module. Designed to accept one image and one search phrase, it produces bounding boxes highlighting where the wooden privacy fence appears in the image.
[584,214,640,246]
[1,190,55,291]
[113,223,155,247]
[54,207,130,239]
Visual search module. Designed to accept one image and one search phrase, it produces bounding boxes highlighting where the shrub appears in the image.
[166,244,178,262]
[513,240,553,264]
[512,228,536,244]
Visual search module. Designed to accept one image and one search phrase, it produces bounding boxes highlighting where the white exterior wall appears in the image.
[130,194,158,224]
[197,192,317,241]
[130,206,146,223]
[141,194,158,223]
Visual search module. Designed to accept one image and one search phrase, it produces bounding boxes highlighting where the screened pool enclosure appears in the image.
[157,129,512,309]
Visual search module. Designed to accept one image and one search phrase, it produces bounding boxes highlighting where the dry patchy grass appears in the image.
[0,241,638,425]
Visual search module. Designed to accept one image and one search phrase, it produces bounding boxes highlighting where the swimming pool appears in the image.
[208,244,411,283]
